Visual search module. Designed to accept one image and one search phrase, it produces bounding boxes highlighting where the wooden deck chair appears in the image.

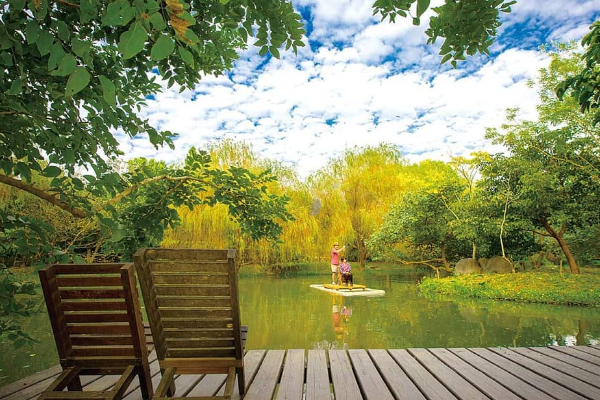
[134,248,245,400]
[38,263,153,400]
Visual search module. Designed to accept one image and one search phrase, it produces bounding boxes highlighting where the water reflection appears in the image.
[237,273,600,350]
[330,295,353,349]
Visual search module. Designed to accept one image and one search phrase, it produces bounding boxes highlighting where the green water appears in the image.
[239,273,600,350]
[2,271,600,387]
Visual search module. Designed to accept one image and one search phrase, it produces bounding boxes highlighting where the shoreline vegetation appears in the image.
[11,263,600,307]
[419,267,600,307]
[243,262,600,308]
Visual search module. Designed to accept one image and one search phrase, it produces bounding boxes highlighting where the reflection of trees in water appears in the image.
[455,300,598,347]
[238,275,600,350]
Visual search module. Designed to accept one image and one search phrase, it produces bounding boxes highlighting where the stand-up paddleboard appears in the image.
[310,284,385,297]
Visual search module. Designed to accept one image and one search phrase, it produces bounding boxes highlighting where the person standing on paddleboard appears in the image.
[330,242,346,285]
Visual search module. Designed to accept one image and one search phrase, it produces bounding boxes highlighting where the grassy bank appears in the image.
[419,269,600,306]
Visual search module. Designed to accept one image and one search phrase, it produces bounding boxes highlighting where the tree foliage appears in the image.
[0,0,304,232]
[483,47,600,274]
[373,0,516,66]
[556,21,600,125]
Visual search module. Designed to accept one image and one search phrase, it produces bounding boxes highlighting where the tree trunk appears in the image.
[441,243,450,269]
[472,242,477,260]
[540,218,580,274]
[357,238,367,271]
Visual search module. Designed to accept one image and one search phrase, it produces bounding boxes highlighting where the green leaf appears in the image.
[417,0,430,18]
[65,67,90,97]
[79,0,97,23]
[149,12,166,30]
[0,52,13,67]
[56,21,70,41]
[118,21,147,59]
[151,34,175,60]
[71,39,91,58]
[184,29,200,44]
[52,54,76,76]
[15,162,31,182]
[9,0,25,10]
[412,17,420,26]
[269,46,280,59]
[42,165,62,178]
[48,43,66,71]
[25,20,40,45]
[102,0,122,26]
[36,30,54,56]
[7,79,22,95]
[178,46,194,66]
[99,75,116,106]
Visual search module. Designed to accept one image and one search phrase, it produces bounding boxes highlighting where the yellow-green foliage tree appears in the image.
[310,144,410,270]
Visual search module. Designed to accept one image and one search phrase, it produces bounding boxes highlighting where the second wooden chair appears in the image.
[134,248,245,400]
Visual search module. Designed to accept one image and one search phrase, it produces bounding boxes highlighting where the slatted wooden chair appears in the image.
[134,248,245,400]
[38,263,153,400]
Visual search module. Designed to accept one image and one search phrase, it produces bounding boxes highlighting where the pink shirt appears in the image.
[331,249,340,265]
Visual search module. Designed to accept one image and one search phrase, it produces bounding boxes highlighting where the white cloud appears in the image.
[120,1,599,178]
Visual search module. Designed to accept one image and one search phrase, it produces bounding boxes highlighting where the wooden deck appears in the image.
[1,345,599,399]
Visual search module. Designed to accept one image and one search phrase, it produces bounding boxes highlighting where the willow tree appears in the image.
[312,144,407,269]
[369,160,470,275]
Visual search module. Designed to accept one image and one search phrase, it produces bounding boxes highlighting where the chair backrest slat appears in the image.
[39,263,147,370]
[134,248,243,370]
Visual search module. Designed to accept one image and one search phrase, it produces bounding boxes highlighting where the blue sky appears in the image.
[119,0,600,178]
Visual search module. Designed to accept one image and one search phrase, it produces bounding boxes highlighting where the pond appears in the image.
[1,270,600,387]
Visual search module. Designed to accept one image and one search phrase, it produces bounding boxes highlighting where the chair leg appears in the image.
[223,367,236,399]
[237,367,246,396]
[66,375,83,391]
[138,363,153,400]
[155,368,176,398]
[112,366,136,399]
[40,367,82,397]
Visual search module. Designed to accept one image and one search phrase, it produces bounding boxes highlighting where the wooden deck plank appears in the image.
[448,348,550,400]
[3,374,63,400]
[186,373,226,397]
[305,350,330,400]
[490,347,600,399]
[571,346,600,359]
[408,348,488,400]
[329,350,362,400]
[243,350,285,400]
[367,349,425,400]
[275,349,305,400]
[0,365,62,399]
[348,349,393,400]
[13,373,103,400]
[530,347,600,376]
[544,346,600,368]
[388,349,457,400]
[471,347,587,400]
[226,349,267,399]
[4,346,600,400]
[471,348,586,400]
[429,348,520,400]
[511,347,600,388]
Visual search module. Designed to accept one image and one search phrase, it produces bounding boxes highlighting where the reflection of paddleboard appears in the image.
[310,284,385,297]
